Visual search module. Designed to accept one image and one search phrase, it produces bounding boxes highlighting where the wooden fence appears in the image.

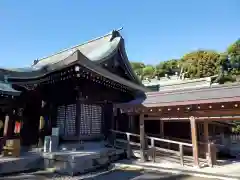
[110,129,219,167]
[110,129,193,166]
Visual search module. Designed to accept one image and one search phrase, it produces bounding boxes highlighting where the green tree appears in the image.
[227,39,240,75]
[130,62,145,70]
[130,62,145,78]
[142,65,156,78]
[130,38,240,83]
[227,39,240,56]
[155,59,179,77]
[181,50,220,78]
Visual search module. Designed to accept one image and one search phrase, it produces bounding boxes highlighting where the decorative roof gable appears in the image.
[32,28,142,85]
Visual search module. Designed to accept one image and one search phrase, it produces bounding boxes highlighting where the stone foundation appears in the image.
[0,142,126,176]
[43,148,125,176]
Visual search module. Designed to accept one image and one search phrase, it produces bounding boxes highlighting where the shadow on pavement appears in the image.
[83,169,214,180]
[123,159,238,179]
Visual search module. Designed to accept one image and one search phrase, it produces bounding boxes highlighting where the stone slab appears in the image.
[43,147,125,176]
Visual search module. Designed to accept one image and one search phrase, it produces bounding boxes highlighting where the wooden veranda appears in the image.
[114,83,240,168]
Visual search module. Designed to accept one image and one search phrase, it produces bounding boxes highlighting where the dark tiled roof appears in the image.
[0,82,20,96]
[0,29,143,90]
[0,31,122,78]
[118,83,240,107]
[33,31,119,67]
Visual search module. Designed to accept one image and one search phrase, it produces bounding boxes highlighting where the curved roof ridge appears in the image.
[36,28,123,63]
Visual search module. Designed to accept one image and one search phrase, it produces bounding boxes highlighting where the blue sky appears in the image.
[0,0,239,67]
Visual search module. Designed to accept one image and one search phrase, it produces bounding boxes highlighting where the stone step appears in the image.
[43,148,126,176]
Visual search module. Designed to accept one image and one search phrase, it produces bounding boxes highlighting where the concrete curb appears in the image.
[114,163,239,180]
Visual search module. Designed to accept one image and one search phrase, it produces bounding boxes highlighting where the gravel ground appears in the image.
[0,169,220,180]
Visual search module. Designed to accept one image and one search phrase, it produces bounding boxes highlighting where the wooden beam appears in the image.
[190,116,199,167]
[139,113,146,162]
[144,116,240,121]
[144,117,189,121]
[193,109,240,117]
[118,97,240,111]
[144,109,240,118]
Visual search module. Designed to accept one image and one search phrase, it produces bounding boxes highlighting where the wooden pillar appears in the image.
[205,122,217,166]
[38,100,46,147]
[3,114,11,136]
[203,121,209,158]
[128,115,131,132]
[160,121,164,137]
[103,103,113,141]
[115,117,119,131]
[140,113,146,162]
[75,89,82,139]
[115,108,120,131]
[111,108,115,131]
[126,132,132,159]
[129,115,135,133]
[0,114,9,151]
[190,116,199,167]
[113,107,117,131]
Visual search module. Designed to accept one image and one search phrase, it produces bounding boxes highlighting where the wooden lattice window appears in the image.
[79,104,102,136]
[56,104,76,136]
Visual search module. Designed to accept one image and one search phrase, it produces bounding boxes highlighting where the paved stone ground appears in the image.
[84,170,220,180]
[0,169,220,180]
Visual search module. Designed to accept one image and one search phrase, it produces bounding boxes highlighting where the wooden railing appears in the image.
[110,129,192,166]
[111,130,219,167]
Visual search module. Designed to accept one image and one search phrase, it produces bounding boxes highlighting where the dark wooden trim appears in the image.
[123,103,240,118]
[144,116,240,121]
[118,97,240,110]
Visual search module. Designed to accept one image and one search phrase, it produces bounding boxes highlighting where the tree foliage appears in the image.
[142,65,155,78]
[181,50,220,78]
[130,38,240,82]
[227,39,240,56]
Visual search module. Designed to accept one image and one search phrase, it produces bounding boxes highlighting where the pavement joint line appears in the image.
[113,163,239,180]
